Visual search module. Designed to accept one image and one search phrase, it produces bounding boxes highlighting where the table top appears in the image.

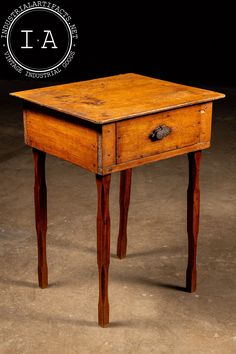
[11,73,225,124]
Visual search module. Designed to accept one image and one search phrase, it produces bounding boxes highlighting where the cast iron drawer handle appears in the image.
[149,124,172,141]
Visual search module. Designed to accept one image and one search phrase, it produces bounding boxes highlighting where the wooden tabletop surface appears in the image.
[11,73,225,124]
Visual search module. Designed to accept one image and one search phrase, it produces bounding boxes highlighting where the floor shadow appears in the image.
[155,282,186,292]
[0,277,60,289]
[52,242,99,255]
[0,278,37,288]
[52,241,176,260]
[0,305,134,328]
[74,247,162,259]
[112,273,186,293]
[110,248,167,259]
[0,276,186,295]
[108,320,133,328]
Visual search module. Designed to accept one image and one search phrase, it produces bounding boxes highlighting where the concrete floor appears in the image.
[0,81,235,354]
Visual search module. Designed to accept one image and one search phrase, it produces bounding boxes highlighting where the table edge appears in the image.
[10,93,225,125]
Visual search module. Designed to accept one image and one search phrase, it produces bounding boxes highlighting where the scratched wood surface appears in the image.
[11,73,224,124]
[116,103,211,164]
[24,108,98,173]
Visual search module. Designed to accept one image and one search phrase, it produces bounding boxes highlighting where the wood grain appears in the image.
[96,174,111,327]
[116,104,210,164]
[186,151,201,292]
[199,103,213,143]
[117,169,132,259]
[103,142,209,175]
[102,123,116,168]
[11,73,225,124]
[33,148,48,289]
[24,108,98,173]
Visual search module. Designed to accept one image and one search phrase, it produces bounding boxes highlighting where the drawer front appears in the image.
[117,103,212,164]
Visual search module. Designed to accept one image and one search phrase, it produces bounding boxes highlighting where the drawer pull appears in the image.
[149,124,172,141]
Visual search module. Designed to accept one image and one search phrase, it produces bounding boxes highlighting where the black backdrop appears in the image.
[0,1,234,86]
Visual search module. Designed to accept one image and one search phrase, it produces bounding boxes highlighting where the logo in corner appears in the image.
[1,2,78,78]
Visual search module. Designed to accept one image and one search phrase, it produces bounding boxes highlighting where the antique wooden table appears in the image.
[11,74,224,327]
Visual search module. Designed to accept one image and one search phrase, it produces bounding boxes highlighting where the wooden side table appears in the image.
[11,74,224,327]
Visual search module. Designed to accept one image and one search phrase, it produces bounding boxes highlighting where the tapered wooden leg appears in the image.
[96,174,111,327]
[117,169,132,259]
[186,150,201,292]
[33,148,48,289]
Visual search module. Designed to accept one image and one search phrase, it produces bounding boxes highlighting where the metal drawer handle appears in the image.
[149,124,172,141]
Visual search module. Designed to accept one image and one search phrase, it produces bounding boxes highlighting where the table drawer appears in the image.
[116,103,212,164]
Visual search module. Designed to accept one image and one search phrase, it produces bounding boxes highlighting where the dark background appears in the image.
[0,1,234,86]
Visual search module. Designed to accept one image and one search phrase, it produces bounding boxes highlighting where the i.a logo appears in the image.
[1,2,78,78]
[21,30,58,49]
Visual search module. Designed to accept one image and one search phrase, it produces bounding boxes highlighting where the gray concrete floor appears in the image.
[0,81,235,354]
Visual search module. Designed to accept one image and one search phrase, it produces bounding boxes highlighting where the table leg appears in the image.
[186,150,201,292]
[33,148,48,289]
[117,169,132,259]
[96,174,111,327]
